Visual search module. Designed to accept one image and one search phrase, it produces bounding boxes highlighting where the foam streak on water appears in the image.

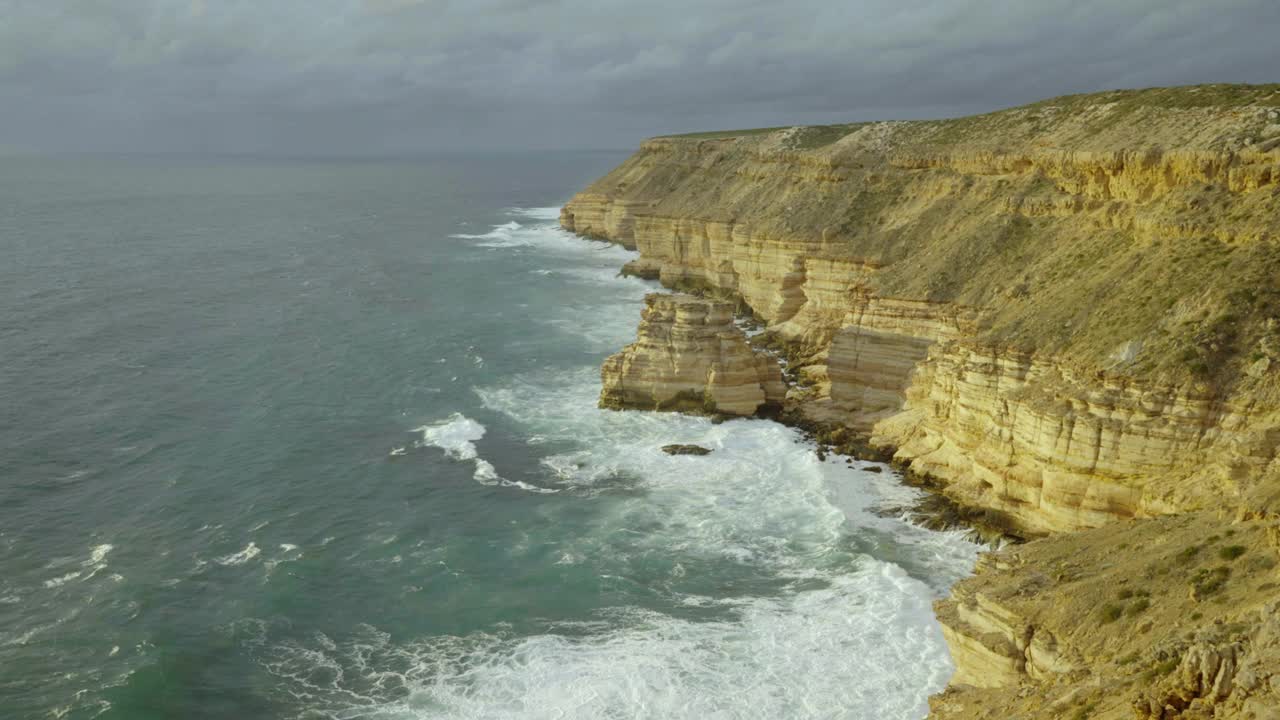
[416,412,560,494]
[252,209,981,720]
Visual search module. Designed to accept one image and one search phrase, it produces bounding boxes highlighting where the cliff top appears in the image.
[933,511,1280,719]
[572,83,1280,391]
[659,83,1280,147]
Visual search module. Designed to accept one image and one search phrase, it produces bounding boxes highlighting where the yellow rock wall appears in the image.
[573,86,1280,717]
[599,293,786,416]
[566,89,1280,536]
[875,345,1280,534]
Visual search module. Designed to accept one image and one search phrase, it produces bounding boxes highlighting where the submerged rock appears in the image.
[661,444,713,456]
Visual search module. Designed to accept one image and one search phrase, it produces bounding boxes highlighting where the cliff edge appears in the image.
[565,84,1280,536]
[565,84,1280,718]
[599,292,785,416]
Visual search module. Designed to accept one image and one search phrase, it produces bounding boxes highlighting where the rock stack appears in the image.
[599,293,785,417]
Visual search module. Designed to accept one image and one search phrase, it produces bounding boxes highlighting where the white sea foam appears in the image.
[252,363,979,718]
[500,477,559,494]
[451,220,521,241]
[415,413,559,494]
[42,544,117,589]
[415,413,486,461]
[264,544,304,575]
[44,571,83,589]
[451,214,635,264]
[216,542,261,566]
[472,458,500,483]
[6,622,56,647]
[263,209,978,718]
[4,608,80,647]
[254,563,954,720]
[86,544,113,565]
[507,206,562,221]
[454,207,655,351]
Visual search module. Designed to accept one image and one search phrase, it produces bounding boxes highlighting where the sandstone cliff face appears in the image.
[564,86,1280,536]
[929,513,1280,720]
[599,293,785,417]
[571,85,1280,716]
[875,346,1280,535]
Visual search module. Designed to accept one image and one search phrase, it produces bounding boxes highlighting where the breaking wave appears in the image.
[416,413,558,494]
[251,209,980,719]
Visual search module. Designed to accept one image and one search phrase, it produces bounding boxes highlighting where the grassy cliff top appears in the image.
[575,84,1280,390]
[658,84,1280,143]
[934,511,1280,719]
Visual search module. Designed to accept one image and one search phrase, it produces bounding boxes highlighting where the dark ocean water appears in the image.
[1,153,978,720]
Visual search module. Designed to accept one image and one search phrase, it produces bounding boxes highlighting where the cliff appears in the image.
[930,513,1280,720]
[564,84,1280,537]
[565,84,1280,717]
[599,293,785,416]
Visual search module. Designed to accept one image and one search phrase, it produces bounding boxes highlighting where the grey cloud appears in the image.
[0,0,1276,154]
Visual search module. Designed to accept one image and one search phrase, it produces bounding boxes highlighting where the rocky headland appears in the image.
[569,84,1280,718]
[599,292,786,416]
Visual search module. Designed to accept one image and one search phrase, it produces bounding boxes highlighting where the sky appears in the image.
[2,0,1278,155]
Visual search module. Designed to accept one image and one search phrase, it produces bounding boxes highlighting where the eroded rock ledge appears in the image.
[571,84,1280,717]
[931,513,1280,719]
[567,86,1280,537]
[599,293,785,417]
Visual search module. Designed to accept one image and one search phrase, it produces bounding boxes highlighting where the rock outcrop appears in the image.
[661,444,713,456]
[570,84,1280,716]
[566,85,1280,536]
[929,513,1280,719]
[600,293,785,416]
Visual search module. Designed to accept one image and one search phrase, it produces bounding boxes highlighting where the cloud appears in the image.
[1,0,1276,153]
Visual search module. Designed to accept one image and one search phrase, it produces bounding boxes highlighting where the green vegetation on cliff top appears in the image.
[660,84,1280,142]
[587,84,1280,390]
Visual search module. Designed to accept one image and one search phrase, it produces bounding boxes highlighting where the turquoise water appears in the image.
[1,154,978,719]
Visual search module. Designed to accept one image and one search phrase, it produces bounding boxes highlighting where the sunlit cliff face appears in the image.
[566,86,1280,719]
[564,87,1280,537]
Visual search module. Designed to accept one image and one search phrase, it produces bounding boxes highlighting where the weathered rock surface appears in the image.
[929,513,1280,720]
[661,443,713,456]
[567,85,1280,537]
[570,85,1280,718]
[600,293,785,417]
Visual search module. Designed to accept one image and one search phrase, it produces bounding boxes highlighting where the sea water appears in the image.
[0,154,979,719]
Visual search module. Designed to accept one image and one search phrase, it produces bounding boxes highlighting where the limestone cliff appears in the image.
[567,84,1280,718]
[930,513,1280,719]
[564,84,1280,536]
[600,293,785,416]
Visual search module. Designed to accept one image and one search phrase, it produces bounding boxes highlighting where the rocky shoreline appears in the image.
[565,85,1280,718]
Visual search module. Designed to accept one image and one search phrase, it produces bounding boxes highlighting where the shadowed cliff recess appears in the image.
[567,84,1280,719]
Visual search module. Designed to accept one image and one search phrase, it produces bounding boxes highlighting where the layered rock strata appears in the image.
[599,293,785,417]
[571,85,1280,716]
[930,513,1280,719]
[566,86,1280,536]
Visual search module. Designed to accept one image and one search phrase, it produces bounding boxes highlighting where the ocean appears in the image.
[1,153,979,719]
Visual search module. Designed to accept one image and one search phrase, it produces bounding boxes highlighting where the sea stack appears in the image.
[599,293,785,416]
